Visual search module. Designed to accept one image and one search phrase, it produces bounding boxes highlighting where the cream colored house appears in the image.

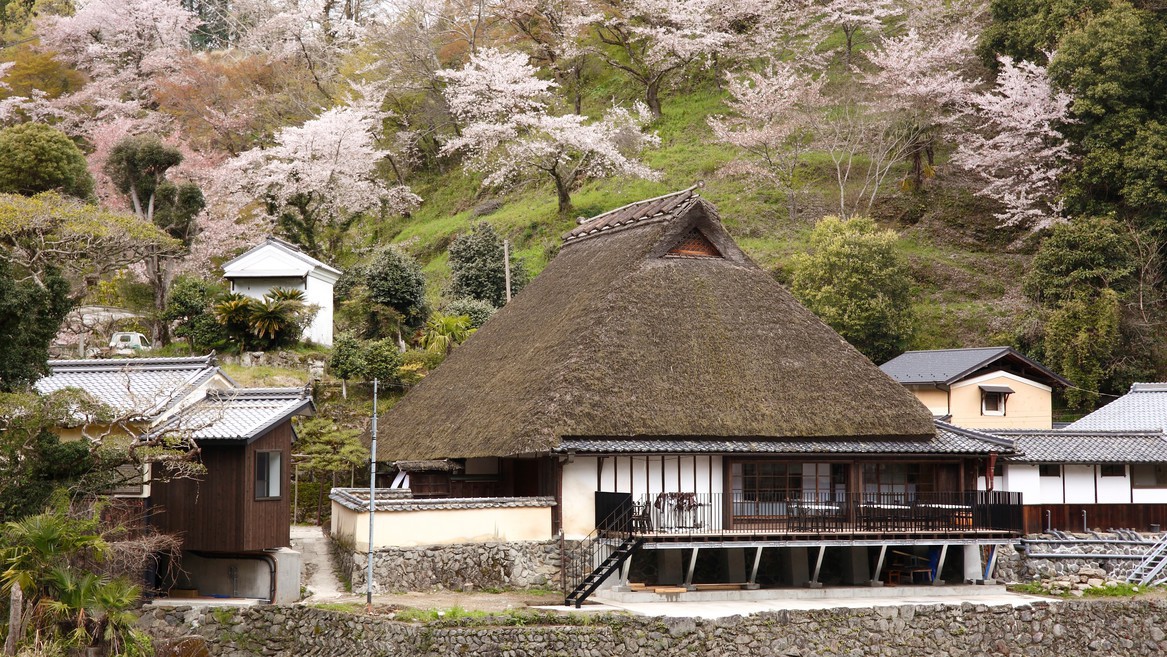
[880,347,1070,430]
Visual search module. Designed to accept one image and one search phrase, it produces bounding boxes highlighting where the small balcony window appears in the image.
[1100,464,1126,477]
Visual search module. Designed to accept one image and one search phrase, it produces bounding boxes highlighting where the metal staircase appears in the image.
[1127,533,1167,585]
[564,536,644,608]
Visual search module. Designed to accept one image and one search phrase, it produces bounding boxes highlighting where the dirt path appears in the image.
[289,524,346,602]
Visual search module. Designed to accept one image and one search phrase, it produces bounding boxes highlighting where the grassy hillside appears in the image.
[376,78,1034,354]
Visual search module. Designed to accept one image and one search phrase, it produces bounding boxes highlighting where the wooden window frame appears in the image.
[1100,464,1126,478]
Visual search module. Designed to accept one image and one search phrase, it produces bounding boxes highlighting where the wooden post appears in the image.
[503,240,512,303]
[5,583,22,656]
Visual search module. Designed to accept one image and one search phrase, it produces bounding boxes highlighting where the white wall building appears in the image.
[222,237,342,346]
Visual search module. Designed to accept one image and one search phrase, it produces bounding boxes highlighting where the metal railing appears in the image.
[563,496,638,603]
[628,491,1024,537]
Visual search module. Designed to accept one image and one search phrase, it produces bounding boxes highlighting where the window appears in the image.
[666,229,722,258]
[1100,464,1126,477]
[1132,464,1167,488]
[1039,464,1061,477]
[256,451,282,499]
[730,462,846,515]
[981,391,1005,416]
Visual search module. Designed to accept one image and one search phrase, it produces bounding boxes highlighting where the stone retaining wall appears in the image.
[995,534,1153,583]
[141,599,1167,657]
[344,539,565,593]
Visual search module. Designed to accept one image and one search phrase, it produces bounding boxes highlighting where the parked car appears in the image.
[109,332,152,355]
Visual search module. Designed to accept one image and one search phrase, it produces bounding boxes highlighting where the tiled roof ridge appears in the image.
[205,386,310,400]
[933,419,1016,448]
[1130,382,1167,392]
[46,354,216,372]
[563,185,701,243]
[897,346,1010,355]
[993,428,1167,436]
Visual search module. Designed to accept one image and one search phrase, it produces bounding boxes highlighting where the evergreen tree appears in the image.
[0,256,72,392]
[0,123,93,200]
[447,222,528,308]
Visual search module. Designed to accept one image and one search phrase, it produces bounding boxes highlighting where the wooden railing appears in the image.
[618,491,1024,537]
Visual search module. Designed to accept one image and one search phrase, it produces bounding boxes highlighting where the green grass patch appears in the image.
[311,602,366,614]
[220,363,310,387]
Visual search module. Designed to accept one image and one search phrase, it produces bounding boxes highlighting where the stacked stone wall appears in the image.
[346,540,566,593]
[141,599,1167,657]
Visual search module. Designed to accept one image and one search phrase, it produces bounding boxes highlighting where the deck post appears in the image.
[684,548,700,590]
[870,545,887,587]
[616,552,634,591]
[748,547,763,589]
[932,544,949,586]
[808,546,825,588]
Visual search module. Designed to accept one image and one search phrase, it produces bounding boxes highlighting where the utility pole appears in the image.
[366,379,378,609]
[503,239,512,303]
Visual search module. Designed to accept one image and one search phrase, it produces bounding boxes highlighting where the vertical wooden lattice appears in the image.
[666,229,721,258]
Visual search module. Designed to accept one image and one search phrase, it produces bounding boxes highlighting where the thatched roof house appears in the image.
[376,187,934,461]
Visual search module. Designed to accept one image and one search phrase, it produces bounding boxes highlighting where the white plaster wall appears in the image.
[1096,466,1132,504]
[230,276,305,299]
[1133,488,1167,504]
[333,504,553,550]
[1039,471,1064,504]
[562,457,598,539]
[1063,465,1095,504]
[1001,464,1040,504]
[304,274,334,346]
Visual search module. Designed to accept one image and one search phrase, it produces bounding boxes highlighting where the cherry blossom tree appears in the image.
[865,27,977,192]
[709,62,824,221]
[38,0,197,100]
[820,0,900,66]
[953,56,1074,229]
[223,97,421,259]
[439,48,659,213]
[491,0,591,112]
[579,0,735,117]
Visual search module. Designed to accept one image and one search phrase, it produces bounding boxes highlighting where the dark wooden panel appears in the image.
[150,444,244,552]
[242,422,293,552]
[1024,504,1167,534]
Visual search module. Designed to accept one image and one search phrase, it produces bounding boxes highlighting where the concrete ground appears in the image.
[290,524,347,603]
[539,587,1057,619]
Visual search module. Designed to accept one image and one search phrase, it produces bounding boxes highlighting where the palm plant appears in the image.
[213,294,253,352]
[40,569,147,656]
[421,313,476,355]
[1,513,106,599]
[247,297,294,341]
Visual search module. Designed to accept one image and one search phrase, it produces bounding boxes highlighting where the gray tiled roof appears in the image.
[35,356,223,418]
[880,347,1070,388]
[880,347,1013,384]
[329,488,556,512]
[151,388,314,442]
[556,420,1014,455]
[1067,383,1167,431]
[994,429,1167,463]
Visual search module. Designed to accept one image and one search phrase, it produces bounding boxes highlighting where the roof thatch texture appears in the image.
[376,188,935,461]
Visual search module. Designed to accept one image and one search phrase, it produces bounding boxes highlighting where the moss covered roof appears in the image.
[375,188,936,460]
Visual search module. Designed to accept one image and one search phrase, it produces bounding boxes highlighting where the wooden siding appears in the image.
[150,421,292,552]
[1024,504,1167,535]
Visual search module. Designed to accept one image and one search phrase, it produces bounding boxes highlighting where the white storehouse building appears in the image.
[222,237,342,346]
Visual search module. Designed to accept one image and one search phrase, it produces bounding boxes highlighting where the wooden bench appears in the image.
[693,583,747,591]
[653,587,688,594]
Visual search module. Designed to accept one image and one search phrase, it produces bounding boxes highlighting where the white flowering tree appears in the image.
[439,48,658,213]
[865,27,978,192]
[820,0,900,66]
[580,0,735,117]
[953,56,1074,229]
[224,100,421,259]
[709,63,825,221]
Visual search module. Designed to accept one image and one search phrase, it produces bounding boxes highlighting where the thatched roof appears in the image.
[376,187,936,461]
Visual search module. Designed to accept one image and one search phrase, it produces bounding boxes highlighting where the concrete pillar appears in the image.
[725,548,746,583]
[658,550,683,585]
[963,545,983,583]
[786,547,810,587]
[843,547,870,585]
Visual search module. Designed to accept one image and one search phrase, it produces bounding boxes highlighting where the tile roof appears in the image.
[1067,383,1167,431]
[35,355,223,418]
[880,347,1070,387]
[994,430,1167,463]
[563,186,701,242]
[151,387,314,442]
[555,421,1014,455]
[330,488,555,512]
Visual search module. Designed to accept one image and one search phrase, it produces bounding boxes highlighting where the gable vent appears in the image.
[666,229,722,258]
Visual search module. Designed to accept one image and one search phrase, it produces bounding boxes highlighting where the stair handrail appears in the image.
[563,499,635,605]
[1128,531,1167,585]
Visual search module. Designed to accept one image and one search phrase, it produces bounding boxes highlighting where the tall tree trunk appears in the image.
[315,472,324,526]
[646,78,663,118]
[5,583,22,656]
[553,173,572,215]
